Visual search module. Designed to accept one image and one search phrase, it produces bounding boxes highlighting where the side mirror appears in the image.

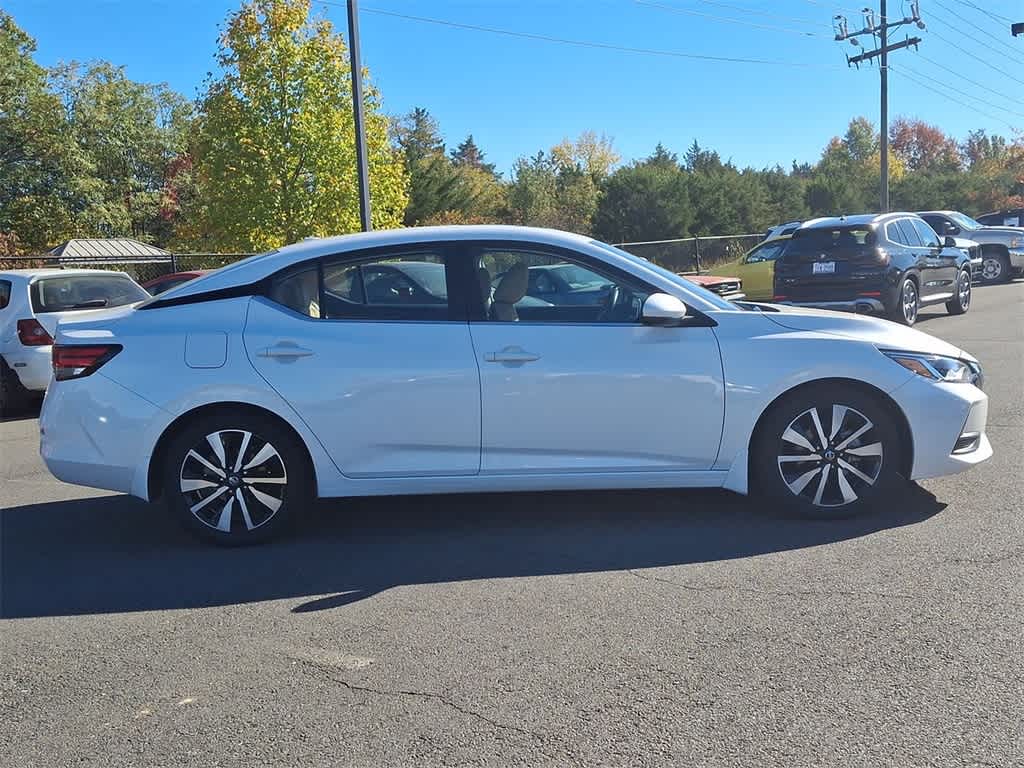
[944,222,960,236]
[642,293,688,326]
[943,236,958,248]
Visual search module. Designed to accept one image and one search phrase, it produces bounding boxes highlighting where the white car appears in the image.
[0,269,150,413]
[39,226,991,544]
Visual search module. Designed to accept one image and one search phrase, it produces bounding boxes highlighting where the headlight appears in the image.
[1010,237,1020,248]
[882,350,983,387]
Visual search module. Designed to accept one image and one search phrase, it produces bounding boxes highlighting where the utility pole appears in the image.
[347,0,372,231]
[833,0,924,213]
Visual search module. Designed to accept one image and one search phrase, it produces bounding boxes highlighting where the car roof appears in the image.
[153,226,598,301]
[0,268,131,280]
[915,210,958,217]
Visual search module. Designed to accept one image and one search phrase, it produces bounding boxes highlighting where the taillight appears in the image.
[17,319,53,346]
[52,344,122,381]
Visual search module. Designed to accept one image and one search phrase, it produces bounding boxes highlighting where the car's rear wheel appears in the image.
[979,251,1010,284]
[889,277,918,326]
[752,383,905,519]
[0,358,31,417]
[162,409,312,545]
[945,269,971,315]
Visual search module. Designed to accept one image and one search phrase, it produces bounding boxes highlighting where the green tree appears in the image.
[0,11,76,253]
[183,0,407,250]
[450,134,496,176]
[593,153,691,242]
[53,61,192,245]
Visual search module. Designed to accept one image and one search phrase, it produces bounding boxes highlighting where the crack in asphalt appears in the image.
[625,568,917,600]
[290,656,551,746]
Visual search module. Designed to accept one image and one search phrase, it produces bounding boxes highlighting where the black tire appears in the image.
[979,250,1011,285]
[888,277,919,326]
[751,383,905,520]
[161,408,313,545]
[946,269,971,315]
[0,358,30,417]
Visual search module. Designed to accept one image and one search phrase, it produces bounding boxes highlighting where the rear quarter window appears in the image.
[0,280,10,309]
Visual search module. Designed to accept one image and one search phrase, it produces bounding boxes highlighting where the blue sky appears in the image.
[6,0,1023,175]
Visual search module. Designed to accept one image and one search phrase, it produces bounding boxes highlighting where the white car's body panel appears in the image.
[0,269,144,393]
[39,226,991,510]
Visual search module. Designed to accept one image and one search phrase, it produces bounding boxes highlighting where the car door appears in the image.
[244,245,482,478]
[467,242,725,474]
[911,218,956,298]
[734,239,787,300]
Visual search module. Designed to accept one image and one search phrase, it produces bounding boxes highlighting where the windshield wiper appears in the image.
[67,299,109,309]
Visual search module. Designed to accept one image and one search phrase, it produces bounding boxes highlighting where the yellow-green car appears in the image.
[727,235,791,301]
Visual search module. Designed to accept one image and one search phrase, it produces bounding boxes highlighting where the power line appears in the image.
[321,3,847,69]
[926,27,1024,85]
[889,65,1018,130]
[691,0,822,26]
[949,0,1018,30]
[898,63,1024,118]
[634,0,822,36]
[928,3,1024,65]
[914,51,1023,108]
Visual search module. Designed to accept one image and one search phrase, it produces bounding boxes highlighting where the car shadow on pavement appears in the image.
[1,483,945,619]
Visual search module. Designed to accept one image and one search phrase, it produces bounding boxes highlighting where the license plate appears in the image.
[812,261,836,274]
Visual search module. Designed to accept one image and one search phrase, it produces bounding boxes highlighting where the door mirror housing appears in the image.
[642,293,688,326]
[943,236,958,248]
[944,222,960,236]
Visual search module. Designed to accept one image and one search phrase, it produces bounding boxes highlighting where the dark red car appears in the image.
[141,270,209,296]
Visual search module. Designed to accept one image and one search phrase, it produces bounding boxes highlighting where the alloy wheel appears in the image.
[902,281,918,324]
[981,256,1003,282]
[777,405,884,508]
[958,271,971,310]
[179,429,288,532]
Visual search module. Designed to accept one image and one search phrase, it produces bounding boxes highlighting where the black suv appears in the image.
[773,213,973,326]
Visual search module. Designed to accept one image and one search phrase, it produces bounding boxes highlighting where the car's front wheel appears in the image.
[946,269,971,315]
[162,409,312,545]
[979,250,1011,284]
[752,383,905,519]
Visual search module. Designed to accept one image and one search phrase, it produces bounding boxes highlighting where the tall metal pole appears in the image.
[879,0,889,213]
[347,0,372,231]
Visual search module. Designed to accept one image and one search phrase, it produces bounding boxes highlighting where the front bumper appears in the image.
[40,373,162,495]
[2,344,52,392]
[892,375,992,481]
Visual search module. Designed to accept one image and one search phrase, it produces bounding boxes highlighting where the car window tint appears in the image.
[897,219,923,246]
[319,251,450,321]
[478,248,650,324]
[269,267,321,318]
[912,219,941,248]
[886,222,907,246]
[30,274,148,313]
[0,280,10,309]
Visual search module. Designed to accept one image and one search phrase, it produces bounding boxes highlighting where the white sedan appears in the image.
[40,226,991,544]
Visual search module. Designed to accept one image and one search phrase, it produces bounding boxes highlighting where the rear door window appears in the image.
[912,219,941,248]
[897,219,923,246]
[31,274,149,313]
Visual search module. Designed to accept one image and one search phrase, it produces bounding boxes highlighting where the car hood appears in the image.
[759,305,972,361]
[971,226,1023,240]
[686,274,739,286]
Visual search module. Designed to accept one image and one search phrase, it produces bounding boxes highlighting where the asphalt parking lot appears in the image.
[2,284,1023,768]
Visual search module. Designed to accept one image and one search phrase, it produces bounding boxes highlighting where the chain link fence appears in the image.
[615,233,764,274]
[0,253,254,287]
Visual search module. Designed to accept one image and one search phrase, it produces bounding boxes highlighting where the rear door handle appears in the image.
[260,343,315,359]
[486,347,540,364]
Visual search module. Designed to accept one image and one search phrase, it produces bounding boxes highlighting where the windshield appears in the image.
[949,212,982,231]
[31,274,149,312]
[590,241,737,310]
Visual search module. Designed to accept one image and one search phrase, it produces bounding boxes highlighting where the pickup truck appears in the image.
[919,210,1024,284]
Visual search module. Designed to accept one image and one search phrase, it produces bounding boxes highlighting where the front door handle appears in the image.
[260,343,315,359]
[486,346,540,364]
